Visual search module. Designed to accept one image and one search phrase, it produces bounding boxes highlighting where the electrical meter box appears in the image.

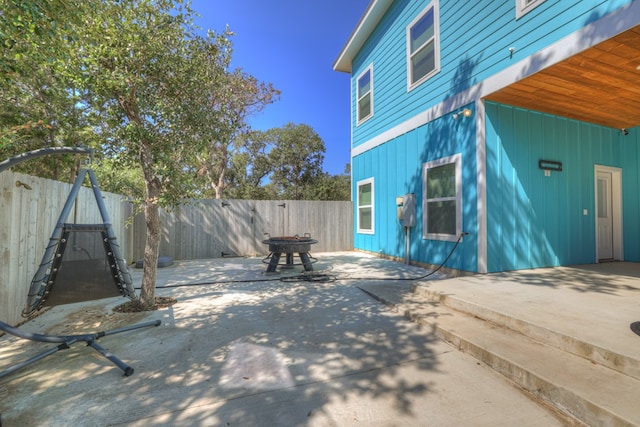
[397,193,416,227]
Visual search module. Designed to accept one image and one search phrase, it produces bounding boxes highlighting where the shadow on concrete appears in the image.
[0,254,448,426]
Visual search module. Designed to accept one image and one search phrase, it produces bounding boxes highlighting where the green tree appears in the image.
[1,0,284,308]
[195,70,279,199]
[224,130,276,199]
[77,0,238,307]
[222,126,349,201]
[305,171,351,201]
[268,123,325,200]
[0,0,98,179]
[93,155,145,201]
[0,0,91,76]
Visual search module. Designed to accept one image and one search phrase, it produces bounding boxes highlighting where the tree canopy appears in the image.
[0,0,351,308]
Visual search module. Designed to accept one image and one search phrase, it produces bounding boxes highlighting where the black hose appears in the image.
[357,232,465,282]
[136,233,466,289]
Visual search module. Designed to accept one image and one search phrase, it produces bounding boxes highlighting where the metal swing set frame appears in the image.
[0,147,160,378]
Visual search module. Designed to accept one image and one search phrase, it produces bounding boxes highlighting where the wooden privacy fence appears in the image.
[132,199,354,260]
[1,171,353,324]
[0,171,133,325]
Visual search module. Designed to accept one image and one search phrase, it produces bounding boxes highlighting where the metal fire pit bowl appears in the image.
[263,235,318,253]
[262,233,318,273]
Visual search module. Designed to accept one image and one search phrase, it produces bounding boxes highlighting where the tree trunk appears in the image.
[214,168,225,199]
[139,142,161,308]
[140,183,161,308]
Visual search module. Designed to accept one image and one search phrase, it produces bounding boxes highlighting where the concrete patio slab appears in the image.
[0,252,570,426]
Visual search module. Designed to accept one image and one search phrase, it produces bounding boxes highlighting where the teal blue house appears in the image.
[334,0,640,273]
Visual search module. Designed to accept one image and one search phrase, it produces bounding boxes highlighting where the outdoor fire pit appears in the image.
[262,233,318,273]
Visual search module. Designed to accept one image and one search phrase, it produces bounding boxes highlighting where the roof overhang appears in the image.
[485,25,640,130]
[335,1,640,130]
[333,0,393,73]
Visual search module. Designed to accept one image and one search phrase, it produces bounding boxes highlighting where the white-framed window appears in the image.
[357,177,374,234]
[356,64,374,124]
[422,154,462,241]
[516,0,546,19]
[406,1,440,91]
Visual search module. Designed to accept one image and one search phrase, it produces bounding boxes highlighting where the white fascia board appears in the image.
[481,0,640,97]
[333,0,394,73]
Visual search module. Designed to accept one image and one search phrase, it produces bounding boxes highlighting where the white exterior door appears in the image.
[594,166,623,262]
[596,171,613,260]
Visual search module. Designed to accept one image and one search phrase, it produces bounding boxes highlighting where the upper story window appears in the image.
[357,177,374,234]
[407,1,440,91]
[516,0,546,19]
[357,64,373,124]
[422,154,461,241]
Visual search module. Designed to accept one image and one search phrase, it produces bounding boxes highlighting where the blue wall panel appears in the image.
[621,127,640,260]
[485,102,640,272]
[352,104,478,272]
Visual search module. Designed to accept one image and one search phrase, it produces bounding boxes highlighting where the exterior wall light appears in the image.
[453,108,472,119]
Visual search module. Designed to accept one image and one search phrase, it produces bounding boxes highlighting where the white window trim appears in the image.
[356,64,374,125]
[516,0,546,19]
[357,177,375,234]
[406,1,440,92]
[422,154,462,241]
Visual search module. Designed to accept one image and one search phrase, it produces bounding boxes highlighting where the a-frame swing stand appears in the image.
[0,319,161,378]
[0,147,161,378]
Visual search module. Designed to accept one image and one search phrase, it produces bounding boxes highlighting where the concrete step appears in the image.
[411,283,640,382]
[357,283,640,427]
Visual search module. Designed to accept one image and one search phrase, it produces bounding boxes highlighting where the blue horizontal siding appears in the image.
[485,102,640,272]
[350,0,634,149]
[352,105,478,272]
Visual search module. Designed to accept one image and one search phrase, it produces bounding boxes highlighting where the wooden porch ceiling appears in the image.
[484,25,640,130]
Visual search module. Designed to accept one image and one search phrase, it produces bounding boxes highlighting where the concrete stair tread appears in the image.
[357,282,640,426]
[412,283,640,381]
[417,274,640,363]
[422,309,640,425]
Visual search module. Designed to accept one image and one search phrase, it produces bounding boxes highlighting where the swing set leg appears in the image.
[0,320,161,379]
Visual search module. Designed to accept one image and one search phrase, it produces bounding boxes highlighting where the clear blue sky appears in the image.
[188,0,369,176]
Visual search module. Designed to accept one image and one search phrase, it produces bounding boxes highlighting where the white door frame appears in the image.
[594,165,623,262]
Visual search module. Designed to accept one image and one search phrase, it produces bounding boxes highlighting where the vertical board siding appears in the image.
[621,127,640,261]
[352,106,478,272]
[0,171,131,324]
[350,0,633,149]
[485,102,639,272]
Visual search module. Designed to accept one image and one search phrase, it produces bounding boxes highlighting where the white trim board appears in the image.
[475,99,487,273]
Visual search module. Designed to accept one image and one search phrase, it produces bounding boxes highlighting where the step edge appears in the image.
[412,285,640,381]
[407,306,640,427]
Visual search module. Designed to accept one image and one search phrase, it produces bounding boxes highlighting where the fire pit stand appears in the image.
[262,234,318,273]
